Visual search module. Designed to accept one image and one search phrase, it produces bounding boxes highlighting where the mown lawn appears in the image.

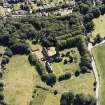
[4,55,40,105]
[92,44,105,105]
[92,15,105,38]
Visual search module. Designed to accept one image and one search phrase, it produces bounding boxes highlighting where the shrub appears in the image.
[59,73,71,81]
[54,90,58,95]
[0,72,3,78]
[41,74,48,82]
[4,48,13,57]
[0,81,4,87]
[81,66,88,73]
[60,92,97,105]
[64,59,68,64]
[54,57,62,63]
[75,70,80,77]
[66,51,70,57]
[10,42,30,54]
[61,53,65,57]
[42,73,56,86]
[28,53,37,65]
[1,56,9,65]
[0,92,4,100]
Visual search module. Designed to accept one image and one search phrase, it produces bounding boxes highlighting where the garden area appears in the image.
[92,44,105,105]
[51,48,80,76]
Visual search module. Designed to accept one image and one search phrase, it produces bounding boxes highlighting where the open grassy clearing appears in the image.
[92,44,105,105]
[31,72,95,105]
[51,48,80,76]
[4,55,40,105]
[92,15,105,38]
[53,73,95,96]
[30,87,60,105]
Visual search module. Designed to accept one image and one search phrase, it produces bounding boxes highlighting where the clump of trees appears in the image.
[10,42,30,54]
[94,34,104,44]
[41,73,56,86]
[60,92,97,105]
[28,53,46,76]
[57,35,92,71]
[75,70,80,77]
[4,48,13,57]
[1,56,10,65]
[28,53,56,86]
[58,73,71,81]
[28,53,37,65]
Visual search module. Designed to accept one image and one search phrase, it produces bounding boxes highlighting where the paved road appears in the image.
[88,40,105,105]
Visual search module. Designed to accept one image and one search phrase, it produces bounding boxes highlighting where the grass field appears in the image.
[4,55,40,105]
[30,72,95,105]
[92,44,105,105]
[92,15,105,38]
[54,73,95,96]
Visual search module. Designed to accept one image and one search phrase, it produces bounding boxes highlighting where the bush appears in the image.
[1,56,9,65]
[0,72,3,78]
[28,53,37,65]
[10,42,30,54]
[4,48,13,57]
[0,81,4,87]
[60,92,97,105]
[75,70,80,77]
[66,51,70,57]
[0,92,4,100]
[81,66,88,73]
[42,73,56,86]
[61,53,65,57]
[59,73,71,81]
[41,74,48,82]
[94,34,103,44]
[64,59,68,64]
[54,57,62,62]
[54,90,58,95]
